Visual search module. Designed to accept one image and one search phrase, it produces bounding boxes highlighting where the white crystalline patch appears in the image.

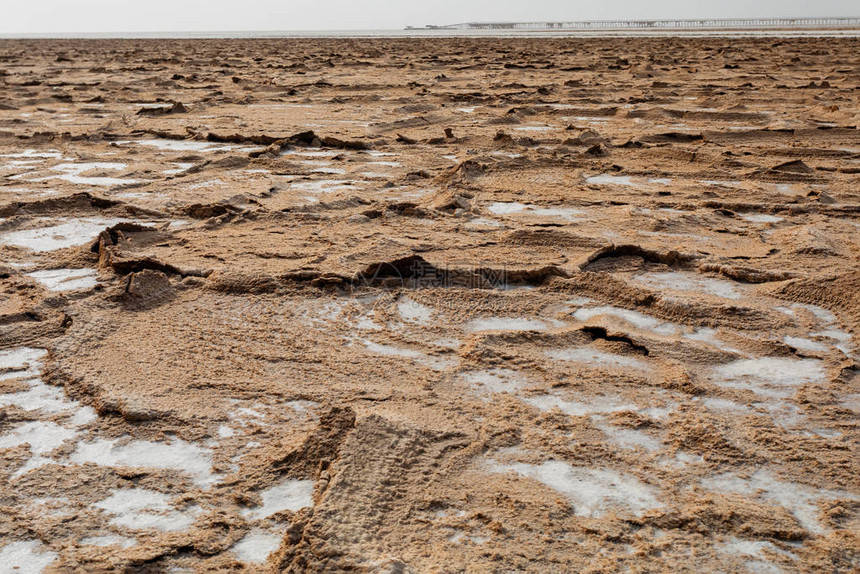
[784,336,829,353]
[524,394,637,417]
[812,328,855,357]
[0,347,47,373]
[488,202,528,215]
[80,535,137,549]
[467,217,502,228]
[94,488,200,532]
[631,272,742,300]
[0,376,90,422]
[717,537,796,565]
[701,469,858,534]
[464,317,551,332]
[289,180,354,193]
[487,202,584,220]
[48,162,138,186]
[513,125,554,132]
[1,218,138,252]
[311,167,346,175]
[362,340,423,359]
[460,368,526,394]
[842,394,860,413]
[28,497,73,518]
[574,305,679,335]
[586,174,634,186]
[0,149,64,159]
[528,207,585,220]
[0,421,76,455]
[0,421,77,476]
[794,303,837,324]
[231,529,282,564]
[546,348,649,371]
[241,479,315,520]
[26,268,97,292]
[488,460,662,518]
[0,540,57,573]
[710,358,825,398]
[134,139,234,152]
[684,328,741,353]
[660,451,705,469]
[397,297,433,324]
[162,162,195,175]
[283,148,340,158]
[594,421,664,452]
[702,397,751,413]
[187,179,224,190]
[419,355,459,372]
[741,213,784,223]
[72,438,215,486]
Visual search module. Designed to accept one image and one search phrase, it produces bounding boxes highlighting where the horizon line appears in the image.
[2,15,859,39]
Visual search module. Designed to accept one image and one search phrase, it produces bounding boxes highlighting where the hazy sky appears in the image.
[4,0,857,34]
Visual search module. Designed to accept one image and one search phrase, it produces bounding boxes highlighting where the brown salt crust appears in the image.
[0,36,858,572]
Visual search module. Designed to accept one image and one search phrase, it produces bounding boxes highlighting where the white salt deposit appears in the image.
[94,488,200,532]
[80,535,137,549]
[586,174,635,186]
[524,394,637,417]
[0,347,47,373]
[574,305,679,335]
[0,375,96,426]
[48,162,138,186]
[72,437,215,486]
[362,340,424,359]
[702,397,751,413]
[710,358,825,398]
[487,202,584,220]
[842,394,860,413]
[488,202,528,215]
[630,272,742,300]
[546,348,649,371]
[460,368,526,394]
[26,268,97,292]
[741,213,784,223]
[0,149,65,159]
[397,297,434,324]
[594,419,664,452]
[231,529,282,564]
[465,317,552,332]
[134,139,234,152]
[0,540,57,573]
[1,218,137,252]
[0,420,78,476]
[290,180,355,193]
[162,162,195,175]
[488,460,662,518]
[702,469,858,534]
[240,479,314,520]
[783,336,829,353]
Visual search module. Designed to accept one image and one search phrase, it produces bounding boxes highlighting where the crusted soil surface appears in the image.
[0,37,859,572]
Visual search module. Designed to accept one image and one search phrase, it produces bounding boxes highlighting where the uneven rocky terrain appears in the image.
[0,37,859,572]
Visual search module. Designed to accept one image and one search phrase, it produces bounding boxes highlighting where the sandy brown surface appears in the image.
[0,37,859,572]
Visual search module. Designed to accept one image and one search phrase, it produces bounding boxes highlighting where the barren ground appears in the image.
[0,37,859,572]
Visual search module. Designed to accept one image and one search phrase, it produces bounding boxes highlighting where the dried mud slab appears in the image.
[0,37,859,572]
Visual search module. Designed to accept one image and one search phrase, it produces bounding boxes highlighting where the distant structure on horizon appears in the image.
[407,17,860,31]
